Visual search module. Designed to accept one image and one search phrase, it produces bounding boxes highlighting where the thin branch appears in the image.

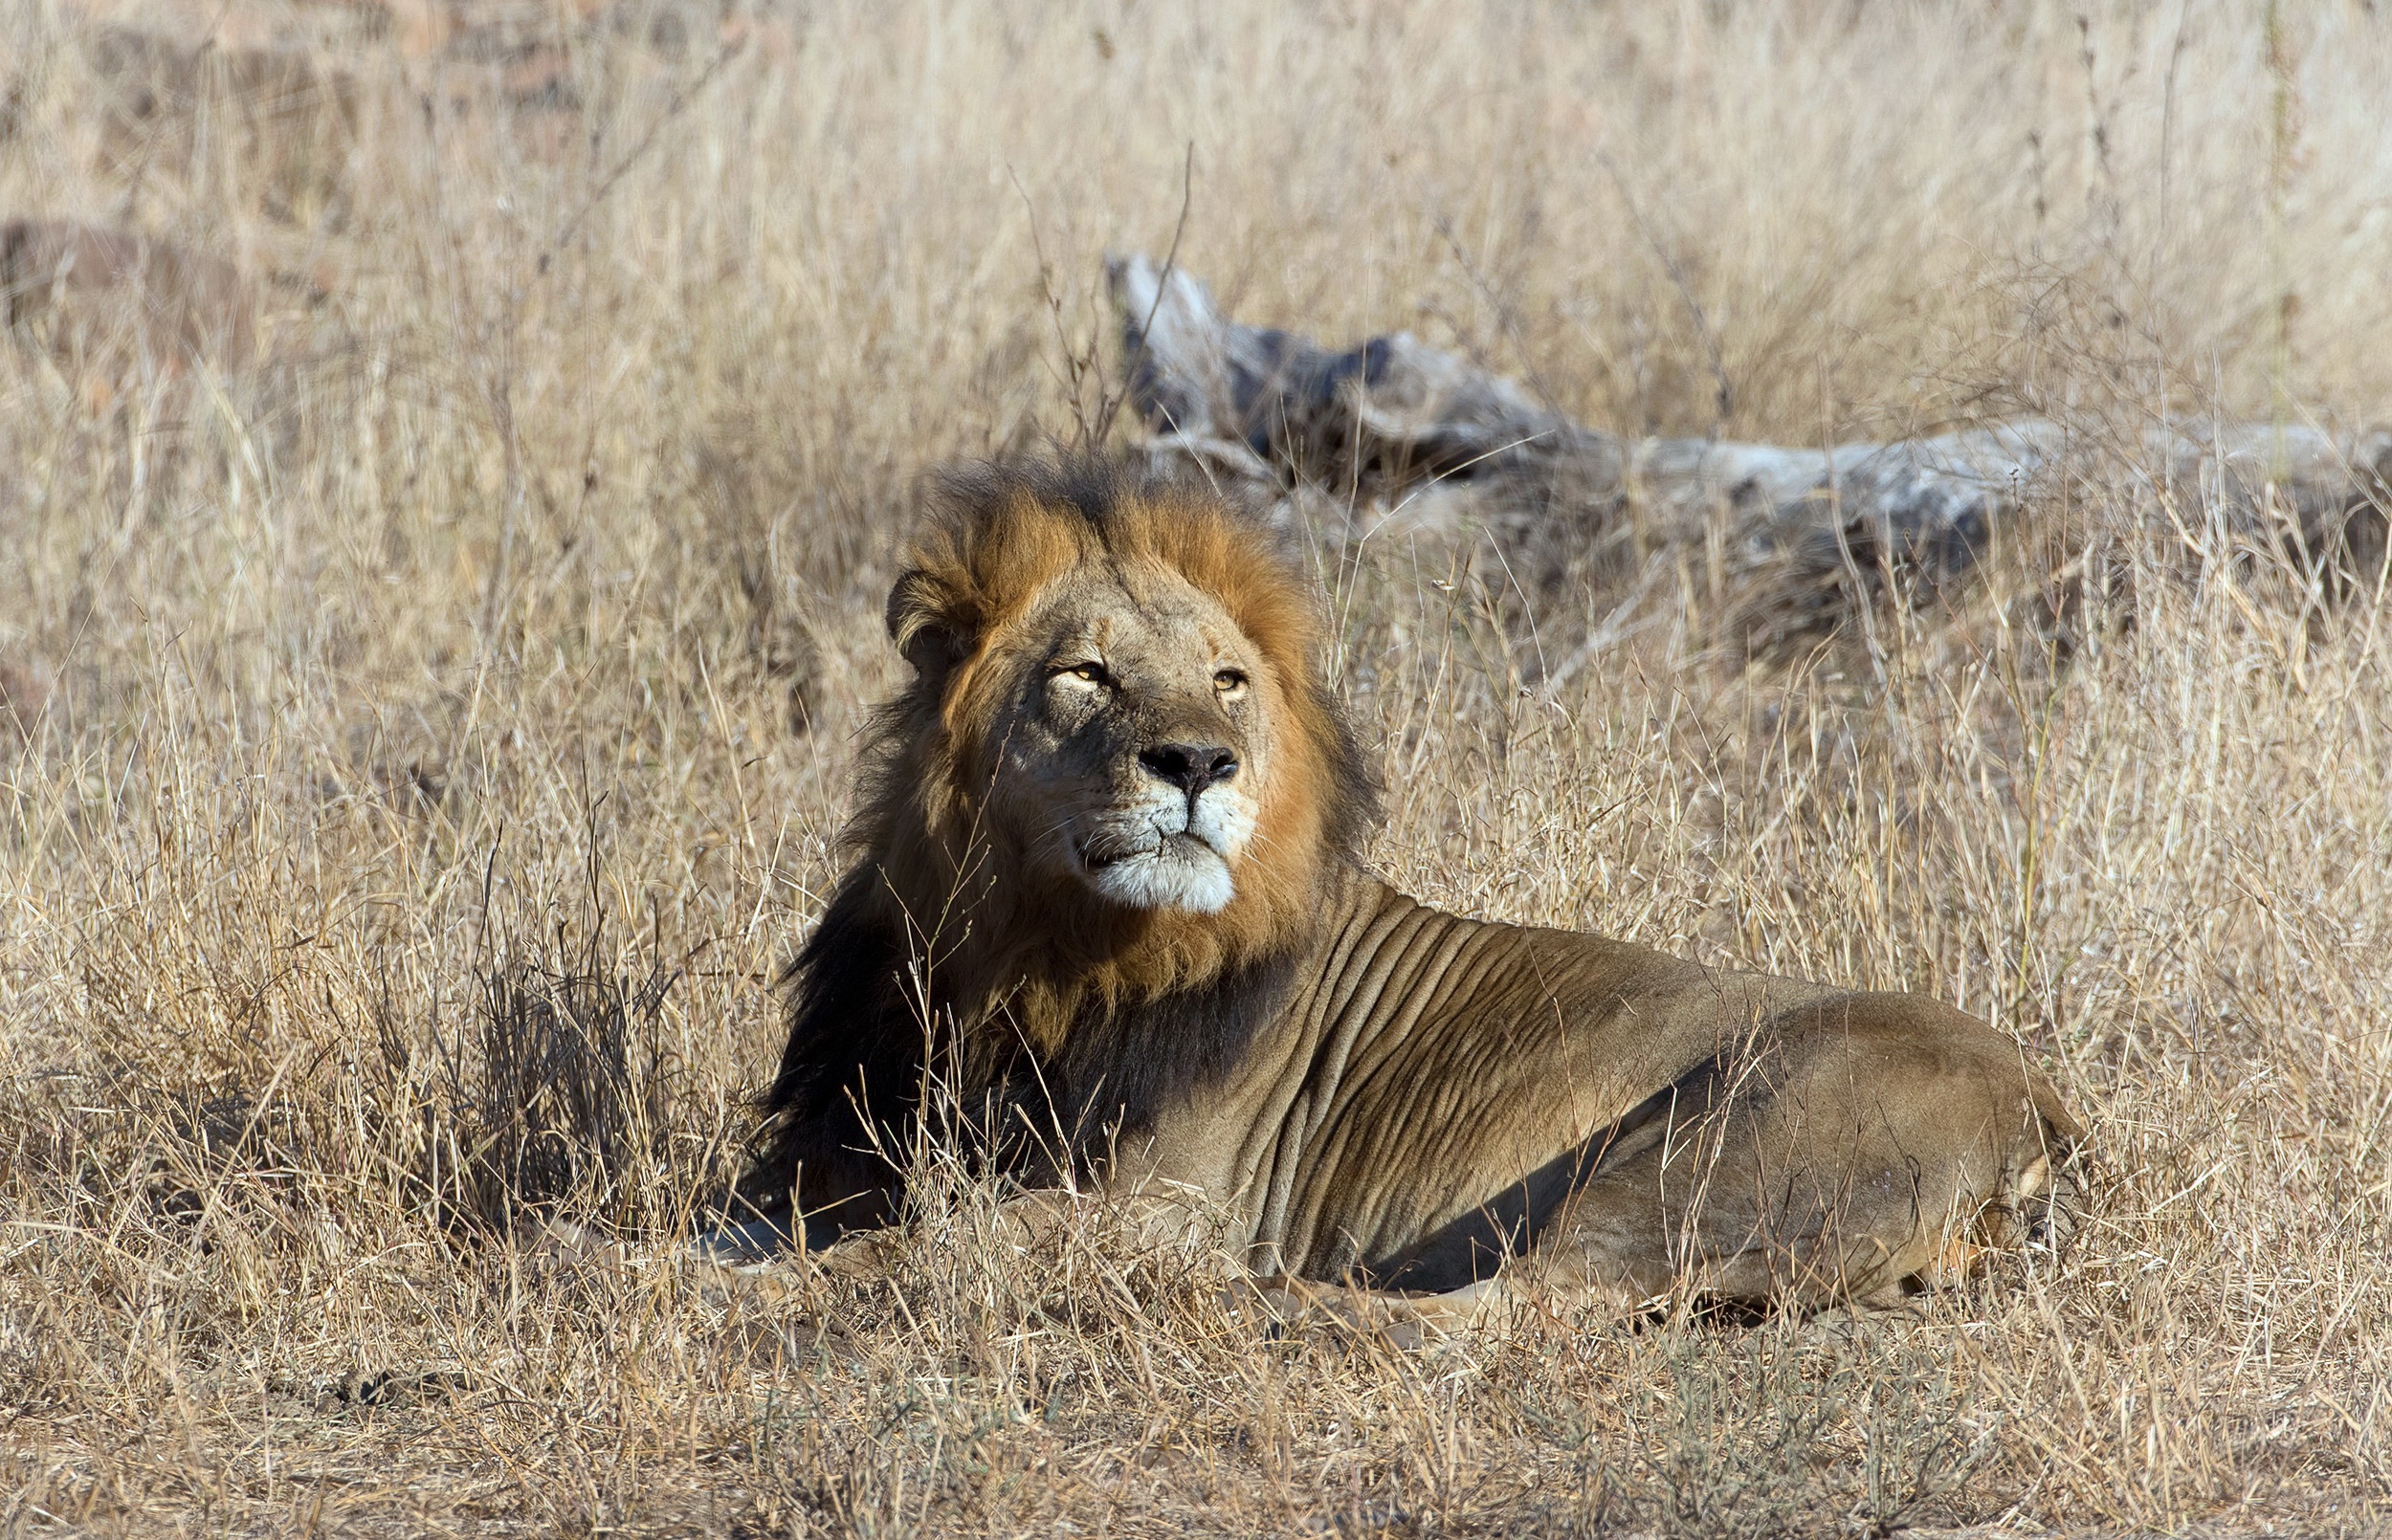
[541,37,746,271]
[1596,151,1733,433]
[1091,143,1198,449]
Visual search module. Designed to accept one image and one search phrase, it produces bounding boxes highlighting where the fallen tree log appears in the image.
[1108,254,2391,645]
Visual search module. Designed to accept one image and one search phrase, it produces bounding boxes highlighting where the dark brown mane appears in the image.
[742,458,1378,1241]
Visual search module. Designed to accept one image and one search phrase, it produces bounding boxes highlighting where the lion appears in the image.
[724,460,2080,1332]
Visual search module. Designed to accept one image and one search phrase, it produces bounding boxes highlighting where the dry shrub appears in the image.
[371,872,742,1241]
[1,0,2389,1533]
[450,947,686,1229]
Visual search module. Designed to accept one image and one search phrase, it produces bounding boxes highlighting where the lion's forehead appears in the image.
[1045,571,1253,680]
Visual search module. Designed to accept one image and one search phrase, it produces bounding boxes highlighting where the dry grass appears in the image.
[3,0,2390,1532]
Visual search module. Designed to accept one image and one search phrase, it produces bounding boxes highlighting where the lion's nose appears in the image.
[1140,741,1239,797]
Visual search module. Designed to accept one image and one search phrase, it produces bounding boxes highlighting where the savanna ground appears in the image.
[2,0,2390,1533]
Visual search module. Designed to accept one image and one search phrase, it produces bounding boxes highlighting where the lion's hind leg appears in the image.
[1524,995,2077,1313]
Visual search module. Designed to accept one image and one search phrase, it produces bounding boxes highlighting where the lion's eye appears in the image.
[1059,662,1109,685]
[1213,669,1248,693]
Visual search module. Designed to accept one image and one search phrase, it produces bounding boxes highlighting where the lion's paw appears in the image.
[1216,1276,1444,1351]
[813,1228,901,1281]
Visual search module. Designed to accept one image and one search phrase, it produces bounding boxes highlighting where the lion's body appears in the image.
[744,462,2078,1316]
[1110,877,2071,1298]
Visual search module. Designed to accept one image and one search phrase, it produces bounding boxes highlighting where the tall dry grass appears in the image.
[1,0,2389,1531]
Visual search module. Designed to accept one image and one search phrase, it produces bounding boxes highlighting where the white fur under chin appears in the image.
[1074,781,1255,913]
[1087,842,1236,913]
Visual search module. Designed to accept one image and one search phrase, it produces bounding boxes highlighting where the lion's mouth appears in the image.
[1074,825,1237,914]
[1077,827,1218,871]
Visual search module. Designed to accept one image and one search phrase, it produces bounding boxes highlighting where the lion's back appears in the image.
[1237,886,2072,1287]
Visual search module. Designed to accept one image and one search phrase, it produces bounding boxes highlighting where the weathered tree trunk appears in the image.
[1109,254,2390,644]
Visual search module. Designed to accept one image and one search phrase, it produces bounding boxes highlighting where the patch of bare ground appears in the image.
[3,1,2390,1533]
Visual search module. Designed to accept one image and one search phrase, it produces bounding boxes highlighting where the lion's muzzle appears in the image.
[1075,741,1257,914]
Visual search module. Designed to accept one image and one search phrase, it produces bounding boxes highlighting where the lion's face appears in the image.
[878,475,1362,948]
[977,561,1277,913]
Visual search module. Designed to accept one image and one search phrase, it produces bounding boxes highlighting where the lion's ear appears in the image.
[885,567,976,678]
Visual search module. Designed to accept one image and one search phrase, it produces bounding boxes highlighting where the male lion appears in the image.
[731,461,2079,1331]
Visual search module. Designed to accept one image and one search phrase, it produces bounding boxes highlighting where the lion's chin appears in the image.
[1082,840,1236,913]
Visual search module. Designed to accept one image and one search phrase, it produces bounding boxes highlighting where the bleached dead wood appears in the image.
[1109,254,2391,635]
